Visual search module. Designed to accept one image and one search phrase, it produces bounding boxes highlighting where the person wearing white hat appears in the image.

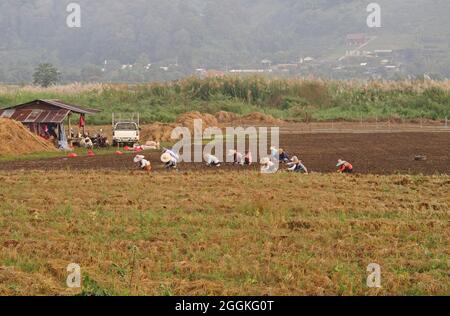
[161,152,177,169]
[205,154,221,167]
[163,147,180,161]
[228,149,244,165]
[336,159,353,174]
[287,156,308,173]
[80,136,93,149]
[260,157,276,173]
[134,155,152,172]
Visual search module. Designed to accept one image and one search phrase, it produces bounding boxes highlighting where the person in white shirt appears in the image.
[134,155,152,172]
[80,137,93,149]
[260,157,277,173]
[161,153,178,169]
[163,147,180,161]
[205,154,221,167]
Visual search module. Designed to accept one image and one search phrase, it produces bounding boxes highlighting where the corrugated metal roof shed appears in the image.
[42,99,100,115]
[1,99,101,115]
[0,99,101,125]
[0,109,71,123]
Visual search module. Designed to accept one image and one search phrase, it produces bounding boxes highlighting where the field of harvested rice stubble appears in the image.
[0,171,449,296]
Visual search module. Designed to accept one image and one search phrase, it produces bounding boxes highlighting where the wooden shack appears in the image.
[0,99,101,146]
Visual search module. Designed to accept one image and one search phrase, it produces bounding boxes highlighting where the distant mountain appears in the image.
[0,0,449,83]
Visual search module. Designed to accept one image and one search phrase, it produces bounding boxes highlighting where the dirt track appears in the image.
[0,132,448,175]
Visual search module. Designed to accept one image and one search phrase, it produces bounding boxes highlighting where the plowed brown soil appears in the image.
[0,132,448,175]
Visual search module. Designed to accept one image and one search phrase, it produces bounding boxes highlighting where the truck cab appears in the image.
[112,113,140,147]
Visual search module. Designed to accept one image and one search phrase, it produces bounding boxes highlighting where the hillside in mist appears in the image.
[0,0,449,83]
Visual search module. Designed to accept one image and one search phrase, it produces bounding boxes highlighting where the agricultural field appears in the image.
[0,130,449,296]
[0,132,449,175]
[0,81,449,296]
[0,171,448,296]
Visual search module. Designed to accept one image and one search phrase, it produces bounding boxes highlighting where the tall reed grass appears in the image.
[1,77,449,124]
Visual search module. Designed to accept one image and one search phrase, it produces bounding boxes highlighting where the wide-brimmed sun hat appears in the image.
[161,153,172,163]
[260,157,270,165]
[291,156,299,163]
[134,155,145,163]
[336,159,346,167]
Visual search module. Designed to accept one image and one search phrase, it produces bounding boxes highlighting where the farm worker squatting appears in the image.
[163,147,180,161]
[244,151,253,165]
[161,153,178,169]
[260,157,277,173]
[161,147,180,169]
[205,154,221,167]
[337,159,353,174]
[229,150,253,165]
[229,150,244,165]
[287,156,308,173]
[279,148,290,163]
[271,146,289,163]
[134,155,152,172]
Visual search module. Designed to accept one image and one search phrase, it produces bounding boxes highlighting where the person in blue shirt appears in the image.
[279,148,290,163]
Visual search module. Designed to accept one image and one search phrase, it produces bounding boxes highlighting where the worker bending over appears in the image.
[279,148,290,163]
[229,150,244,165]
[205,154,221,167]
[244,151,253,165]
[161,153,178,169]
[260,157,277,173]
[336,159,353,174]
[287,156,308,173]
[163,147,180,161]
[134,155,152,172]
[270,146,279,161]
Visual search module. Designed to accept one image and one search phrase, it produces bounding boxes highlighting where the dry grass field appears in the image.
[0,170,449,296]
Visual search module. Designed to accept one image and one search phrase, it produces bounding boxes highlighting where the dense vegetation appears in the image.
[1,0,450,83]
[1,78,449,124]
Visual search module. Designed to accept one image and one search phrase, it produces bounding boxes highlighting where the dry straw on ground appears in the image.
[0,118,56,156]
[0,171,448,296]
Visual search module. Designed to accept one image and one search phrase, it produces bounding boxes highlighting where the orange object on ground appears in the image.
[115,151,124,155]
[68,153,78,158]
[87,150,95,157]
[143,164,152,173]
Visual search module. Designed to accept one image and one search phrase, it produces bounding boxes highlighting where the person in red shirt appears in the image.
[336,159,353,174]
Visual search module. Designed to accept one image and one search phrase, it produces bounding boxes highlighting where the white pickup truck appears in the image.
[112,113,140,147]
